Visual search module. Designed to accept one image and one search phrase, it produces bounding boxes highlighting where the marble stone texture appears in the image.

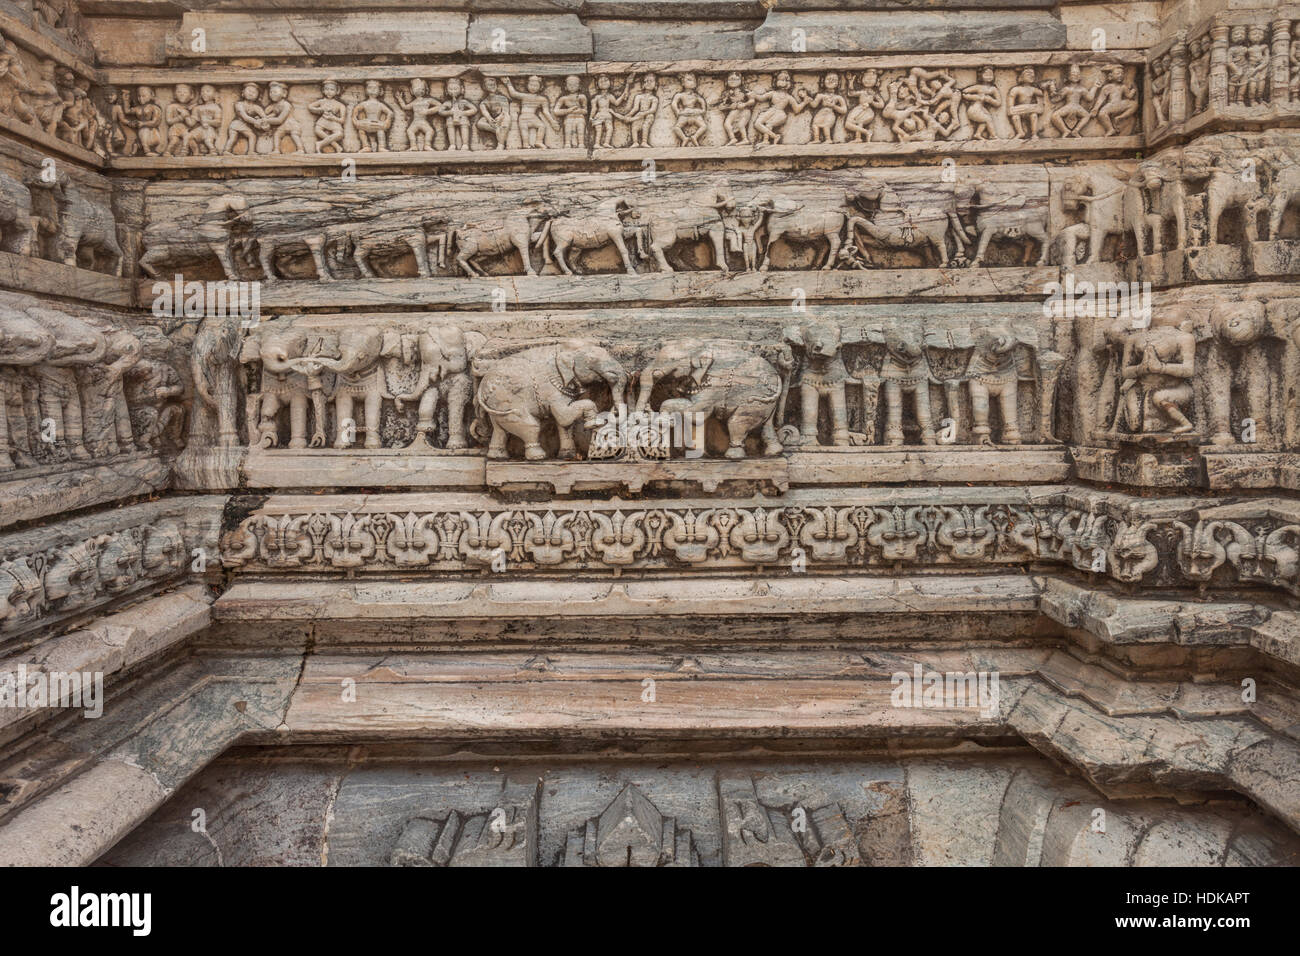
[0,0,1297,869]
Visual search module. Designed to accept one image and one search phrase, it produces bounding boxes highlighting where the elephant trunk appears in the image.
[321,331,384,376]
[635,369,657,413]
[399,362,433,404]
[608,371,628,411]
[262,349,296,375]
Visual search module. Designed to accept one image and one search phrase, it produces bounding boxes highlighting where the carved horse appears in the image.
[845,182,970,267]
[531,198,642,275]
[735,196,849,271]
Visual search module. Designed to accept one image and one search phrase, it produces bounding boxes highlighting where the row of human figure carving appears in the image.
[11,18,1300,158]
[87,64,1140,159]
[1150,18,1300,122]
[0,305,186,472]
[0,519,187,634]
[0,32,103,152]
[225,318,1056,460]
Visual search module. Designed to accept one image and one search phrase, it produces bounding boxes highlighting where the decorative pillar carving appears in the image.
[1209,22,1231,110]
[1170,31,1188,123]
[1273,18,1293,104]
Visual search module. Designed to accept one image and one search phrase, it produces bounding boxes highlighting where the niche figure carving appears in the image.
[1109,312,1197,439]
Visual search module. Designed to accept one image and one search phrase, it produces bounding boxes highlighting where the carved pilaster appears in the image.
[1209,22,1231,110]
[1170,31,1188,123]
[1271,19,1292,104]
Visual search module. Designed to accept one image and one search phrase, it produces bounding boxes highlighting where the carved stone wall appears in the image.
[0,0,1297,868]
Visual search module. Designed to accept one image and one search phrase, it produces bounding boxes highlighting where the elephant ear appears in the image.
[380,329,405,360]
[463,330,487,360]
[555,351,579,388]
[1011,324,1038,349]
[933,328,972,350]
[238,330,262,364]
[690,350,714,384]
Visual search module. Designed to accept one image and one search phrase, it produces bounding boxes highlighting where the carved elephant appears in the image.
[785,322,852,446]
[342,222,440,279]
[190,315,244,447]
[249,200,350,281]
[1261,148,1300,242]
[392,325,486,450]
[140,193,250,280]
[124,329,187,454]
[865,325,937,445]
[25,306,105,462]
[845,183,969,268]
[1205,300,1277,446]
[291,327,398,449]
[77,327,142,457]
[1136,160,1187,252]
[1184,148,1261,248]
[0,306,55,470]
[0,170,35,256]
[30,175,123,276]
[532,198,640,276]
[636,340,784,458]
[241,318,327,449]
[474,341,627,460]
[959,323,1034,445]
[340,194,444,279]
[147,195,341,281]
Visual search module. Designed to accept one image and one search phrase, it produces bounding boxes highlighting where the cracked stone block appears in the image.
[467,14,592,57]
[753,11,1067,54]
[589,19,756,60]
[167,13,469,58]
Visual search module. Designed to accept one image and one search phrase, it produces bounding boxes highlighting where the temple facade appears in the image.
[0,0,1297,866]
